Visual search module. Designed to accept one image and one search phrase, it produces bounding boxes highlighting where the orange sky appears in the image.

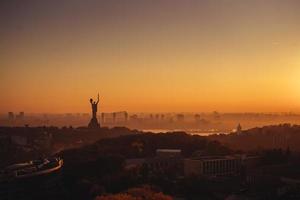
[1,0,300,113]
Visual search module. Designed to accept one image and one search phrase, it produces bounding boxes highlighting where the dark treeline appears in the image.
[60,132,231,164]
[59,132,231,199]
[0,126,139,167]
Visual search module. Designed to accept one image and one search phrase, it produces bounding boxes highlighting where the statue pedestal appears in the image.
[88,117,100,129]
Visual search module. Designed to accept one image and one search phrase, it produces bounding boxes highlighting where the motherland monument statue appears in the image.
[88,93,100,128]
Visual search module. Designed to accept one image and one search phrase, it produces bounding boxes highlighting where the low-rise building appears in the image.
[156,149,181,157]
[125,149,183,175]
[184,155,249,177]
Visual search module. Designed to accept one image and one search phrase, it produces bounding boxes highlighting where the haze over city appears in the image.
[1,0,300,113]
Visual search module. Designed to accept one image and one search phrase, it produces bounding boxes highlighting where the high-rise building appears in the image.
[16,112,25,120]
[113,112,116,123]
[194,114,201,122]
[19,112,24,117]
[177,114,185,122]
[8,112,14,121]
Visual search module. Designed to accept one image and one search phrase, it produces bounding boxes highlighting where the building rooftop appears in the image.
[156,149,181,153]
[187,155,241,161]
[0,157,63,182]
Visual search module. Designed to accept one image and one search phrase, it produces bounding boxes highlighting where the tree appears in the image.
[95,194,137,200]
[95,186,173,200]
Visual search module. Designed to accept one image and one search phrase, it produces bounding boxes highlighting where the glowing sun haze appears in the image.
[1,0,300,113]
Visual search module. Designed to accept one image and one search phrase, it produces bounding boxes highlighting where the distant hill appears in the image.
[209,123,300,151]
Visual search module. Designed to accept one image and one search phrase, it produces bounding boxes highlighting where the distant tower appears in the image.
[177,114,184,122]
[124,112,128,122]
[17,112,25,120]
[236,123,242,135]
[19,112,24,117]
[8,112,14,121]
[194,114,201,122]
[113,112,116,123]
[155,114,159,120]
[150,114,153,120]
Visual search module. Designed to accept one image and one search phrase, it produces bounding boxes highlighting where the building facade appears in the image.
[184,155,243,177]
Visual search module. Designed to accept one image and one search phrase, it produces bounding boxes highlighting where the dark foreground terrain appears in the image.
[1,125,300,199]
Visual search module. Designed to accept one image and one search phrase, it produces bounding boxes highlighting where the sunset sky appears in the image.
[1,0,300,113]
